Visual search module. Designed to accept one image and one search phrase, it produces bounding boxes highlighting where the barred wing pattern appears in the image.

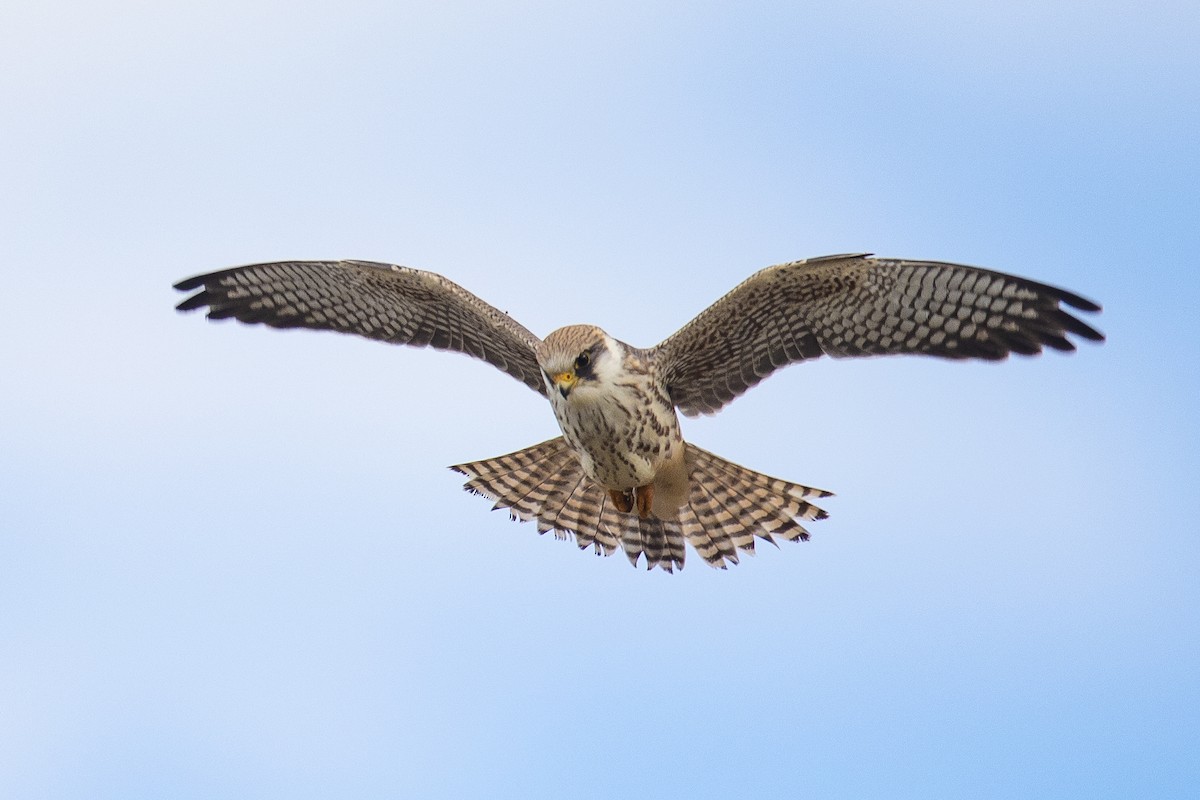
[452,438,831,571]
[175,260,547,395]
[655,254,1105,417]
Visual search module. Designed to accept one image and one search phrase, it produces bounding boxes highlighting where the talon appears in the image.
[635,483,654,518]
[608,488,633,513]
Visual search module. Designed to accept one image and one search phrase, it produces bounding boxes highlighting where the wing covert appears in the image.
[175,260,546,395]
[653,254,1104,417]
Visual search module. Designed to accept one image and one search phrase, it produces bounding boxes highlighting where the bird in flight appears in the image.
[175,253,1102,571]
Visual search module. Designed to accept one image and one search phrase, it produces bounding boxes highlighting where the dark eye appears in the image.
[574,352,590,371]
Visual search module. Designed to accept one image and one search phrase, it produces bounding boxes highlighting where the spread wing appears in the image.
[653,254,1104,417]
[175,260,547,395]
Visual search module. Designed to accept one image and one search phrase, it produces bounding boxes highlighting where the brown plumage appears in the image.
[450,439,829,572]
[175,253,1104,571]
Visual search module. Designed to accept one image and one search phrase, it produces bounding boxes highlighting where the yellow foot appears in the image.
[608,489,633,513]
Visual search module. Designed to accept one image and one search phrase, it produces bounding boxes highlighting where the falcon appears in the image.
[174,254,1103,571]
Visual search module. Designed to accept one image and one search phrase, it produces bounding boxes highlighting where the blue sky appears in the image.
[2,1,1197,797]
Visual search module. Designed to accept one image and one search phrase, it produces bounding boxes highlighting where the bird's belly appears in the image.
[551,394,681,491]
[575,445,660,490]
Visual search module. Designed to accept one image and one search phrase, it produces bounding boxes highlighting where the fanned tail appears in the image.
[451,439,831,572]
[682,444,832,569]
[450,438,687,572]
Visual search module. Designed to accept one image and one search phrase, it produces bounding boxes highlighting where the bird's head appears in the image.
[537,325,618,401]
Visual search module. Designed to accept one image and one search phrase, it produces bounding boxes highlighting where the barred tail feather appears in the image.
[682,444,832,569]
[451,438,689,571]
[452,437,577,525]
[451,438,830,573]
[616,513,687,573]
[451,438,680,570]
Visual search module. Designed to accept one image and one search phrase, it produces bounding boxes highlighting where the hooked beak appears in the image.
[552,371,578,398]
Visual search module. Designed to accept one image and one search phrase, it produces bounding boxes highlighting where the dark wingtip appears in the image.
[1057,310,1105,343]
[1040,281,1104,343]
[173,274,208,292]
[1059,291,1102,313]
[174,291,211,312]
[174,272,217,313]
